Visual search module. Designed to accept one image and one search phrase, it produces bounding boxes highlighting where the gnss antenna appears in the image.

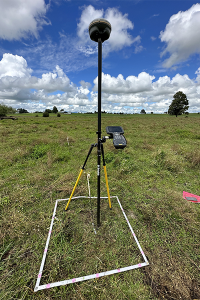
[89,18,111,42]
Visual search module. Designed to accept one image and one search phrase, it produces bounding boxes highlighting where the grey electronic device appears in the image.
[106,126,127,149]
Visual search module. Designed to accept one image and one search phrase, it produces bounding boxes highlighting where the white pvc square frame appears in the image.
[34,196,149,292]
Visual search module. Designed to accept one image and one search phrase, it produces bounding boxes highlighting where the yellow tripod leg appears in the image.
[65,169,83,211]
[103,165,111,208]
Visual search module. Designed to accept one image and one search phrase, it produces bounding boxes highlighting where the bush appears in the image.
[43,112,49,117]
[0,104,16,117]
[57,113,61,117]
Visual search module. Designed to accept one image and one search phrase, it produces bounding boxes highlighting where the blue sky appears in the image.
[0,0,200,113]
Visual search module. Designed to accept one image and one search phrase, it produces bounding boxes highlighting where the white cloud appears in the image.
[104,7,136,52]
[160,4,200,68]
[93,72,155,94]
[0,54,90,108]
[0,0,50,41]
[1,54,200,113]
[0,54,32,78]
[92,69,200,113]
[80,80,91,89]
[77,5,142,56]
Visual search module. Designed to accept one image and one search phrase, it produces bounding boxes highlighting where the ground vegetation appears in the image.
[0,113,200,299]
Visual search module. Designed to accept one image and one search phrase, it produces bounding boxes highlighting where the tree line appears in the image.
[0,92,190,117]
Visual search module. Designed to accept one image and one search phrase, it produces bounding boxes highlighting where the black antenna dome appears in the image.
[89,18,111,43]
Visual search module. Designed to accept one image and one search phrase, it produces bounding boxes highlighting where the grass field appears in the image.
[0,113,200,300]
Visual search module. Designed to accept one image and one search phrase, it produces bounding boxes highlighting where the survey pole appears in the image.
[97,38,102,227]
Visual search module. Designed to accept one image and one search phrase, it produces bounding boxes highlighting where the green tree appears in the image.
[0,105,7,117]
[140,109,146,114]
[168,91,189,117]
[45,109,52,113]
[18,108,29,113]
[0,104,16,116]
[52,106,58,113]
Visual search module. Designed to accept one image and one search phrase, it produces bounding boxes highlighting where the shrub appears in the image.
[43,111,49,117]
[0,104,16,116]
[57,113,61,117]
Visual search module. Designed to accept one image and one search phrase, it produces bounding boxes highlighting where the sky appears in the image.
[0,0,200,114]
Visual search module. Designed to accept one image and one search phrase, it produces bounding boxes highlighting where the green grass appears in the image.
[0,113,200,299]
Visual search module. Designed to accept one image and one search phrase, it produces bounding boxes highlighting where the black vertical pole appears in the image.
[97,38,102,227]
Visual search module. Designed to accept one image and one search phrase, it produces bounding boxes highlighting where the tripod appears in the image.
[64,139,111,227]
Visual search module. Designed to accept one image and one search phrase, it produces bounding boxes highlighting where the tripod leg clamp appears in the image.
[65,169,83,211]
